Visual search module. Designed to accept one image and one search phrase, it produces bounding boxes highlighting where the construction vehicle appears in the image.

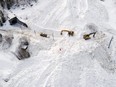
[40,33,48,38]
[60,30,74,36]
[83,32,96,40]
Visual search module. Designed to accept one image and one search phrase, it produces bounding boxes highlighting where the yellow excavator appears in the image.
[60,30,74,36]
[83,32,96,40]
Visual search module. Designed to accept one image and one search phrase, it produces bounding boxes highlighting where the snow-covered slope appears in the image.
[1,0,116,87]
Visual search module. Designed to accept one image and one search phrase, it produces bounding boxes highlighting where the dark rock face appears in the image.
[0,10,6,26]
[9,17,28,28]
[17,38,30,60]
[9,17,18,25]
[0,22,3,26]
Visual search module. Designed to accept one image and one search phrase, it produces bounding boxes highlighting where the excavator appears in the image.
[60,30,74,36]
[83,32,96,40]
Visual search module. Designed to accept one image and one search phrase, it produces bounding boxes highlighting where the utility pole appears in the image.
[108,36,113,48]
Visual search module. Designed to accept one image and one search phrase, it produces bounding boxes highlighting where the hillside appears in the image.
[1,0,116,87]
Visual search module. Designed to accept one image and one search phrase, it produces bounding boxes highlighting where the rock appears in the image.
[17,48,30,60]
[2,35,13,49]
[0,22,3,26]
[9,17,28,28]
[20,37,29,46]
[9,17,18,25]
[17,37,30,60]
[0,10,6,26]
[0,34,3,43]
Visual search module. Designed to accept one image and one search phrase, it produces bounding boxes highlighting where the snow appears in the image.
[1,0,116,87]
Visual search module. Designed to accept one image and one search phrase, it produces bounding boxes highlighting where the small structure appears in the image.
[83,32,96,40]
[9,17,28,28]
[60,30,74,36]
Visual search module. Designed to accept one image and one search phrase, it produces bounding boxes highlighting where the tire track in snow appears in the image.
[5,59,51,87]
[5,37,75,87]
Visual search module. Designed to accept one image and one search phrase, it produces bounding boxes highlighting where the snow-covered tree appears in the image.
[0,0,38,9]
